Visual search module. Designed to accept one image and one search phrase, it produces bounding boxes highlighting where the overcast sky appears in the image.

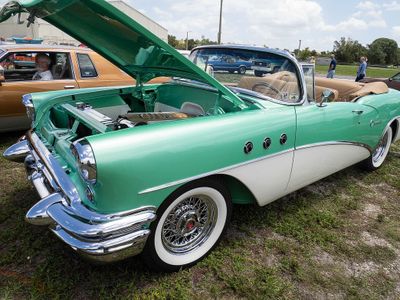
[130,0,400,51]
[1,0,399,51]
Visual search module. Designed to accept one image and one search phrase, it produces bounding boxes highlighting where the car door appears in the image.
[387,72,400,91]
[74,51,134,88]
[0,51,78,131]
[287,101,381,193]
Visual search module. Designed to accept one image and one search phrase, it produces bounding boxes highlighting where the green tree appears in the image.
[168,35,179,48]
[367,38,398,65]
[333,37,367,63]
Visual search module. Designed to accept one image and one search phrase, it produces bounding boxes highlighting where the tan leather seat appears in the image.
[349,82,388,100]
[238,72,300,102]
[316,78,363,101]
[315,78,388,101]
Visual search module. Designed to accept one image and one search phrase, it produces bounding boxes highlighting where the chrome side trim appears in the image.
[295,141,373,153]
[139,140,374,195]
[138,148,294,195]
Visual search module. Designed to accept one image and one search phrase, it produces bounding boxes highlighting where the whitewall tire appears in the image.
[143,179,232,272]
[362,126,392,171]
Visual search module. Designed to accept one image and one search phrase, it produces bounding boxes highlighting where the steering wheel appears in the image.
[251,82,285,100]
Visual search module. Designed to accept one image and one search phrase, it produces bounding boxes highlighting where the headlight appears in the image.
[22,94,35,123]
[71,139,97,184]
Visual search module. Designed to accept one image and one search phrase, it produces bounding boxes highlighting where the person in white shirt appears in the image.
[32,53,53,81]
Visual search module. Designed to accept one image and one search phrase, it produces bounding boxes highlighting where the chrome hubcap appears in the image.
[162,195,217,254]
[372,131,389,164]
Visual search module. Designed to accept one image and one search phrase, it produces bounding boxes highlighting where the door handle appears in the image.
[352,110,363,115]
[64,85,76,89]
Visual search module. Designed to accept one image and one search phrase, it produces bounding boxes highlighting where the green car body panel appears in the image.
[2,0,400,264]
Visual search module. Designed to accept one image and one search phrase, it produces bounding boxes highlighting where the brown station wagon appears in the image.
[0,44,142,132]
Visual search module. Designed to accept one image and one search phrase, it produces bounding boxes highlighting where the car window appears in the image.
[190,48,301,103]
[301,64,315,101]
[392,73,400,81]
[77,53,98,78]
[0,51,73,82]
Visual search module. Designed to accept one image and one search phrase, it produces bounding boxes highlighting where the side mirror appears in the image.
[389,78,393,82]
[318,89,334,107]
[0,66,5,85]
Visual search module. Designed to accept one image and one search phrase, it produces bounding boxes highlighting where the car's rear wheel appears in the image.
[143,179,232,272]
[238,66,246,74]
[361,126,392,171]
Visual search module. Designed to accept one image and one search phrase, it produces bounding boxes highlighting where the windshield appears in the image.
[0,49,4,57]
[190,47,302,103]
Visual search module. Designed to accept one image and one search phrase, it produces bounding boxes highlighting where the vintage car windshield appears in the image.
[190,48,301,103]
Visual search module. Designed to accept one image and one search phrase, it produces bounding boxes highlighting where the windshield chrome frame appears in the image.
[189,46,309,107]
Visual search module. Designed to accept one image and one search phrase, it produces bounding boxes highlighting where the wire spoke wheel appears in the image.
[161,195,217,254]
[145,180,231,271]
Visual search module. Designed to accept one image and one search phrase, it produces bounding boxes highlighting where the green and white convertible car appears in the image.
[3,0,400,271]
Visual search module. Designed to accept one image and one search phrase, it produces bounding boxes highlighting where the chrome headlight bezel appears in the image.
[71,139,97,185]
[22,94,35,125]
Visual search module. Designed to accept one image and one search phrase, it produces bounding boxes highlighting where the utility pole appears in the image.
[186,31,191,50]
[217,0,223,44]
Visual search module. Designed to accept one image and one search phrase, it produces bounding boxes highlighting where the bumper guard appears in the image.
[3,132,156,263]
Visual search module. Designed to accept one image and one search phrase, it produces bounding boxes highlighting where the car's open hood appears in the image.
[0,0,244,105]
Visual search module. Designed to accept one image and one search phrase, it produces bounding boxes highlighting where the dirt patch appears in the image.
[362,204,382,219]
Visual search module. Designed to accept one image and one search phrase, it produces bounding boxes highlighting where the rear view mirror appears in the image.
[0,66,5,84]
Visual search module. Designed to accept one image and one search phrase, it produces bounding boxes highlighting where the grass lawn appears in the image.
[1,131,400,299]
[315,64,399,78]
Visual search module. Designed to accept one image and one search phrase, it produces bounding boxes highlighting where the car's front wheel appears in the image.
[361,126,392,171]
[143,179,232,272]
[238,66,246,74]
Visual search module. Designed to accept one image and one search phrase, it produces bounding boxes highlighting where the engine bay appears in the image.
[38,81,256,146]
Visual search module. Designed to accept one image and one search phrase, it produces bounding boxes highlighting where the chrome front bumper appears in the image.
[3,132,156,263]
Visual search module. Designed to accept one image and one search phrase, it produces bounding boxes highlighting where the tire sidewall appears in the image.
[372,126,392,168]
[144,179,232,272]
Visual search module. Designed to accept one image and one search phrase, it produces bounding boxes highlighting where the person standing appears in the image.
[355,57,367,82]
[326,54,336,79]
